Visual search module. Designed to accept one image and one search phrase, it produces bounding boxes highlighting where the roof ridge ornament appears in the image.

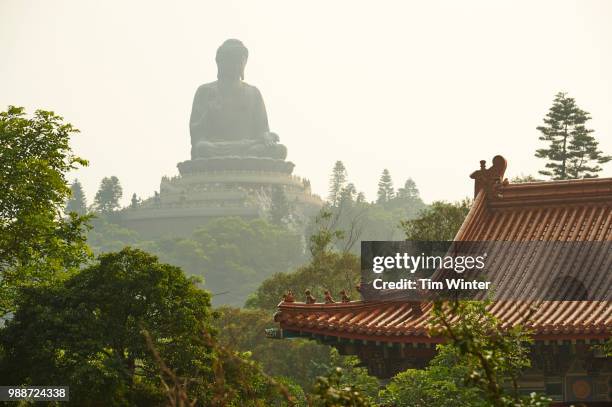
[470,155,509,199]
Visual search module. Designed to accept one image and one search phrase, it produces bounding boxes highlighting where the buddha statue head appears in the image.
[216,39,248,81]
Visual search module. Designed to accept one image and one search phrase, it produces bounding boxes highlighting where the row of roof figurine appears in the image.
[282,289,352,304]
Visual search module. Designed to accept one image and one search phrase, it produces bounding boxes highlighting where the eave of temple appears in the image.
[274,155,612,343]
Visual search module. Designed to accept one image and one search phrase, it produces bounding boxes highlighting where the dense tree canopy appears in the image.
[0,248,214,405]
[0,106,90,315]
[87,216,307,306]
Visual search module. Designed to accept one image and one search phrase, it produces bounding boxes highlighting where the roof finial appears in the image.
[340,289,351,303]
[304,289,316,304]
[470,155,508,198]
[282,289,295,303]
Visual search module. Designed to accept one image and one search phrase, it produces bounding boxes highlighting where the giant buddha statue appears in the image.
[189,39,287,161]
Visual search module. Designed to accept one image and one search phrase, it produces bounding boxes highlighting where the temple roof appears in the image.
[274,156,612,342]
[275,300,610,342]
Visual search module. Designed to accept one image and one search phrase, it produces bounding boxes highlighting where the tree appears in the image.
[390,178,426,216]
[429,301,551,407]
[339,183,357,207]
[66,179,88,215]
[396,178,419,201]
[328,161,348,206]
[0,248,296,405]
[401,200,471,241]
[379,346,486,407]
[246,210,361,311]
[214,306,375,394]
[166,217,306,306]
[535,92,611,179]
[309,367,373,407]
[376,169,394,204]
[0,106,90,316]
[94,175,123,213]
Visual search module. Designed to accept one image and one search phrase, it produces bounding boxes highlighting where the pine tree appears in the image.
[536,92,611,179]
[66,179,87,215]
[355,192,366,204]
[376,169,394,204]
[94,176,123,213]
[338,183,357,207]
[328,161,348,206]
[396,178,419,201]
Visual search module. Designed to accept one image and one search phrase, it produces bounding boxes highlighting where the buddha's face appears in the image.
[216,42,248,81]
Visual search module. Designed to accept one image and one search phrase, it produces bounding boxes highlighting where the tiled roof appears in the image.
[275,300,610,342]
[275,156,612,342]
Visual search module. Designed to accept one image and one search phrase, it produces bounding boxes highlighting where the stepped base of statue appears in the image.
[120,156,322,238]
[177,157,295,175]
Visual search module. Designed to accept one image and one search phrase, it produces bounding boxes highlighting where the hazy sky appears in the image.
[2,1,611,206]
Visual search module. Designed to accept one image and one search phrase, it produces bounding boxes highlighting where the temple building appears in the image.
[272,156,611,405]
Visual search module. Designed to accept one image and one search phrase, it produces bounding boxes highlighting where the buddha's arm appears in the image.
[189,87,208,144]
[252,87,270,140]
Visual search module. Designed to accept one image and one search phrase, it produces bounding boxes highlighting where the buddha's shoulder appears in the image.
[195,81,219,93]
[195,81,261,96]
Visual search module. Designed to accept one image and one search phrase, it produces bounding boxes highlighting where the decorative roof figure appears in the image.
[304,289,316,304]
[324,290,335,304]
[282,289,295,303]
[339,290,351,303]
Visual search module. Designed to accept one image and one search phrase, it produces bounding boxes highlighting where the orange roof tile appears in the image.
[275,300,610,342]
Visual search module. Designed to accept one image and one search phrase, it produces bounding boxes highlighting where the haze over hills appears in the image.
[1,0,612,207]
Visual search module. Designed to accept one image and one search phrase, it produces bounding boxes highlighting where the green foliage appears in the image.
[183,217,305,306]
[376,168,394,204]
[396,178,419,201]
[0,106,90,316]
[592,338,612,357]
[246,211,360,311]
[309,367,373,407]
[379,345,486,407]
[321,350,379,401]
[401,200,470,241]
[0,248,214,405]
[94,175,123,213]
[66,179,88,215]
[87,216,147,253]
[535,92,611,179]
[313,173,426,255]
[328,161,348,206]
[429,301,551,407]
[1,248,302,406]
[85,216,305,306]
[215,307,338,389]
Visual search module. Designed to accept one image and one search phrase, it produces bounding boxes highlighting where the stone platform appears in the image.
[120,157,323,238]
